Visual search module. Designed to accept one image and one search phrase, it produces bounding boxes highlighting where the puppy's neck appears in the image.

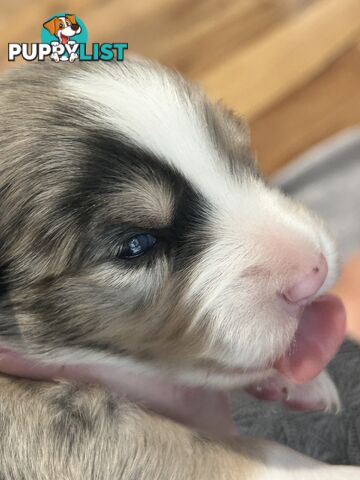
[0,346,238,434]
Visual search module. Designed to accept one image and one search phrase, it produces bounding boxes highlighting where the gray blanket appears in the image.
[232,128,360,465]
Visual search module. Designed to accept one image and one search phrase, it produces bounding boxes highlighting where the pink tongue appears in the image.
[275,294,346,384]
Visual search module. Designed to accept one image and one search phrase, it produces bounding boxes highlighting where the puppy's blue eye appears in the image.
[120,234,157,259]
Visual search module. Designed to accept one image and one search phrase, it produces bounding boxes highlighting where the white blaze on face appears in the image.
[58,16,79,37]
[64,62,339,371]
[57,17,67,31]
[64,62,239,203]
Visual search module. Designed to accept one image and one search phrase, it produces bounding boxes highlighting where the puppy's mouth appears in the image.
[197,294,346,386]
[274,294,346,384]
[60,33,69,44]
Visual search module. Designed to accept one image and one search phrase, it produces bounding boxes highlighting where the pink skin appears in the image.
[275,254,346,385]
[283,254,328,305]
[275,295,346,384]
[0,348,237,436]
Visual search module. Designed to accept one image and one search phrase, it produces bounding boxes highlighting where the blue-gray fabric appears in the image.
[232,128,360,465]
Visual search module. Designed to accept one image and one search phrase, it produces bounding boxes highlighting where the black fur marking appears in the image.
[49,383,97,455]
[55,129,213,272]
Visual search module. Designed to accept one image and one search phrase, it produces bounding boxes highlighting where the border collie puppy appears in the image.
[0,59,357,479]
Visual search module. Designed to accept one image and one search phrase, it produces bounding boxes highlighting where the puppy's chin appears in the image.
[186,293,346,390]
[199,306,298,372]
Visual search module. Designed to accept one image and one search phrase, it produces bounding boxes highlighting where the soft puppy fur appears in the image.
[0,59,358,479]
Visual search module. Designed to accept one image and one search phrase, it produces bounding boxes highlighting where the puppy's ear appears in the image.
[65,14,77,25]
[43,18,57,35]
[218,104,251,147]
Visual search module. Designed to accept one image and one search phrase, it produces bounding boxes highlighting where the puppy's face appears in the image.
[43,15,81,41]
[0,60,339,388]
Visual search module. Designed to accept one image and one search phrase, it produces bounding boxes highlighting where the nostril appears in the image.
[283,254,328,305]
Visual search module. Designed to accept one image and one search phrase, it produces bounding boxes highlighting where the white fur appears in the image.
[260,442,360,479]
[284,370,341,413]
[246,370,341,413]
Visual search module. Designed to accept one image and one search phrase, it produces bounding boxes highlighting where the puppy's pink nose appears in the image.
[283,254,328,305]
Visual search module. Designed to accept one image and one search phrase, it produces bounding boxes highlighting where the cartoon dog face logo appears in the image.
[43,14,82,62]
[43,15,81,44]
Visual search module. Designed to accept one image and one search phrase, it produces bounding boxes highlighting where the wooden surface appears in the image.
[1,0,360,175]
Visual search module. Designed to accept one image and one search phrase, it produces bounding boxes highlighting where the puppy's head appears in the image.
[0,60,343,388]
[43,15,81,41]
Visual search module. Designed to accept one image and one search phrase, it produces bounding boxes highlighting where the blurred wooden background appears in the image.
[1,0,360,175]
